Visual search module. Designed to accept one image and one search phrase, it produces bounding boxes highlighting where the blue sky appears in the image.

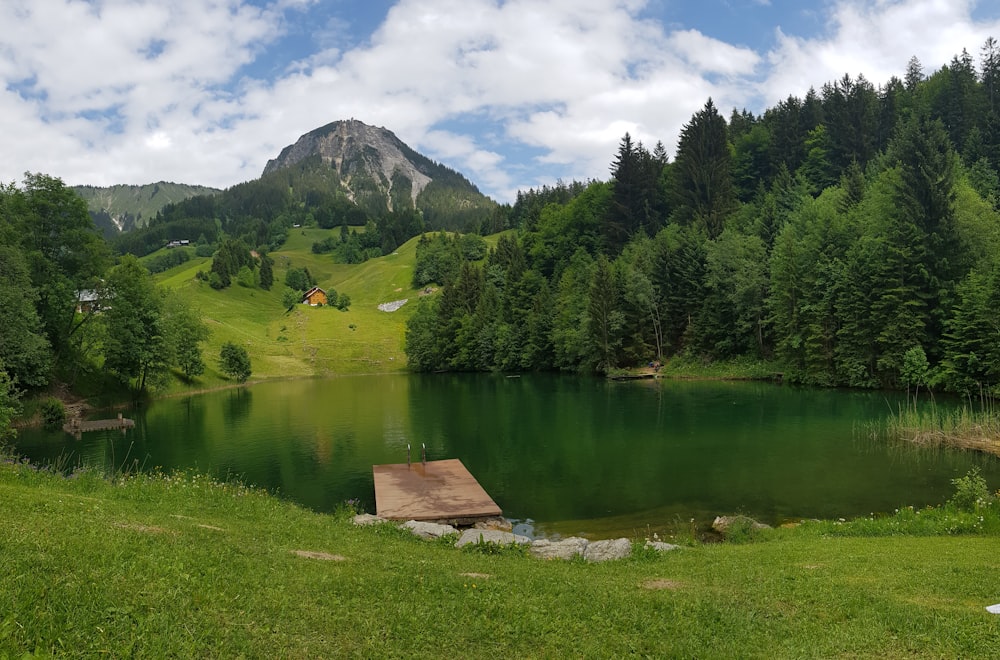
[2,1,1000,202]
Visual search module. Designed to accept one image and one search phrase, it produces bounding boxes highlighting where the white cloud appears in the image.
[761,0,1000,105]
[3,0,1000,201]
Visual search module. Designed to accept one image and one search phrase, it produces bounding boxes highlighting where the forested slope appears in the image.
[405,44,1000,394]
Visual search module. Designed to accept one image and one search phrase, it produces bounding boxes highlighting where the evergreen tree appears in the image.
[551,250,594,370]
[585,255,624,372]
[888,114,964,355]
[671,99,737,239]
[940,266,1000,393]
[982,37,1000,114]
[258,253,274,290]
[652,225,707,355]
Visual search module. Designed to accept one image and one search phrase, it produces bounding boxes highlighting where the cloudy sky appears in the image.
[3,0,1000,202]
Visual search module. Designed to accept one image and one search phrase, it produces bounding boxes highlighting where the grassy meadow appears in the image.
[151,228,426,393]
[3,456,1000,657]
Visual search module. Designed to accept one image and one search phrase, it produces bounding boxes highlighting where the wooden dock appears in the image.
[63,415,134,435]
[373,459,501,524]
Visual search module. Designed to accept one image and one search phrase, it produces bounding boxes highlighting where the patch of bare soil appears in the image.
[641,579,684,591]
[292,550,346,561]
[459,572,491,579]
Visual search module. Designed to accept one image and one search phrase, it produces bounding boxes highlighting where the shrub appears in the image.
[219,342,252,383]
[40,397,65,431]
[949,467,990,512]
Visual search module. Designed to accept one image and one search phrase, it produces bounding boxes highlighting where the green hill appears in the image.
[152,230,437,390]
[74,182,221,236]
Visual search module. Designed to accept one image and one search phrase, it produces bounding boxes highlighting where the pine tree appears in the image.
[585,255,624,372]
[889,114,964,355]
[671,99,736,239]
[982,37,1000,114]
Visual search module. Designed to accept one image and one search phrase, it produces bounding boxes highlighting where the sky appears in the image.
[3,1,1000,203]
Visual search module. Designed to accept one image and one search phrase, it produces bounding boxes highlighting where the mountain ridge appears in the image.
[74,181,221,236]
[263,119,484,212]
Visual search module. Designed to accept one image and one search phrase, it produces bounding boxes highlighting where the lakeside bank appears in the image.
[2,454,1000,657]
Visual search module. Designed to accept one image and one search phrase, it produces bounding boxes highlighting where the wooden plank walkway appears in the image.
[373,459,501,523]
[63,416,135,435]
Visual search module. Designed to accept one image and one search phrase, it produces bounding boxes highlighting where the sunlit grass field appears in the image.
[3,456,1000,657]
[148,228,514,394]
[152,229,425,393]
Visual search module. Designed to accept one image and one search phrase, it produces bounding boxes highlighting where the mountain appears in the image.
[110,120,502,257]
[262,119,495,221]
[74,182,221,236]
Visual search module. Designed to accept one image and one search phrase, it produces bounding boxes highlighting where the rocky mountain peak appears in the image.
[262,119,434,210]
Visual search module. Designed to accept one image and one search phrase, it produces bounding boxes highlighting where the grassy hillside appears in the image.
[151,229,439,393]
[3,458,1000,657]
[75,182,221,234]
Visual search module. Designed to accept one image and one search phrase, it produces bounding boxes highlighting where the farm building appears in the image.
[301,286,328,306]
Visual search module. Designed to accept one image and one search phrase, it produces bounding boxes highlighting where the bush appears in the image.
[236,265,258,289]
[40,397,65,431]
[219,342,252,383]
[949,467,991,512]
[281,288,299,310]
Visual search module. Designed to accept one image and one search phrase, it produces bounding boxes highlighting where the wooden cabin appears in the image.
[301,286,328,306]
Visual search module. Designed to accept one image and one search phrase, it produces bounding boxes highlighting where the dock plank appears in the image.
[373,459,501,522]
[63,417,135,434]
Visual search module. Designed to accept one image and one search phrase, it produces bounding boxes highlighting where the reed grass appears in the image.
[876,393,1000,457]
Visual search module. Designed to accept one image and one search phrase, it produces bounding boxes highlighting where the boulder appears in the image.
[402,520,458,540]
[352,514,387,526]
[473,517,513,532]
[711,515,772,535]
[583,538,633,563]
[530,537,589,560]
[644,540,682,553]
[454,529,530,548]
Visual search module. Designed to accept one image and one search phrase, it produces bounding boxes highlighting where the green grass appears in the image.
[3,456,1000,657]
[150,232,425,395]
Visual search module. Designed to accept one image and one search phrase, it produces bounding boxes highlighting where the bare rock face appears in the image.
[454,529,530,548]
[402,520,458,539]
[644,540,682,552]
[583,538,633,563]
[530,537,589,560]
[711,515,772,535]
[262,119,432,209]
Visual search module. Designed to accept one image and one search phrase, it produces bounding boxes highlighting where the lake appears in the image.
[13,374,1000,538]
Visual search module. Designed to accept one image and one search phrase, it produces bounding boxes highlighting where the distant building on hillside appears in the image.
[166,239,190,248]
[301,286,327,306]
[76,289,107,314]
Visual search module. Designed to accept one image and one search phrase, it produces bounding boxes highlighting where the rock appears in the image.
[644,540,682,552]
[402,520,458,539]
[454,529,531,548]
[530,537,589,560]
[583,538,633,563]
[711,515,772,535]
[352,514,387,526]
[474,517,513,532]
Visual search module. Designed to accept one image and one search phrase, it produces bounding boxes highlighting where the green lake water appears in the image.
[13,374,1000,538]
